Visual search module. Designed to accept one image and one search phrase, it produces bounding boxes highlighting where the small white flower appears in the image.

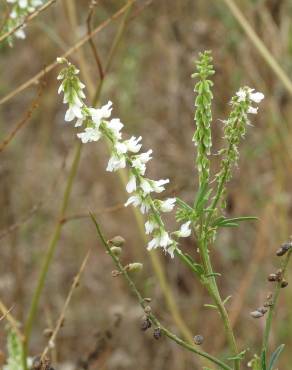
[160,231,172,248]
[126,175,137,193]
[77,127,101,143]
[177,221,192,237]
[90,101,112,125]
[247,106,258,114]
[160,198,176,212]
[151,179,169,193]
[140,178,153,194]
[65,105,83,121]
[124,136,142,153]
[147,236,160,250]
[108,118,124,140]
[106,154,126,172]
[236,88,246,102]
[115,141,128,154]
[131,150,153,175]
[250,91,264,103]
[147,231,172,250]
[145,220,159,234]
[140,199,150,214]
[125,195,141,208]
[15,28,26,39]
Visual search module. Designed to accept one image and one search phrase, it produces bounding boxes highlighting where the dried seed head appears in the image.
[266,292,273,300]
[193,335,204,345]
[141,318,152,331]
[268,273,277,282]
[110,246,122,257]
[276,269,283,280]
[127,262,143,272]
[250,310,264,319]
[153,327,162,340]
[144,305,152,314]
[281,280,288,288]
[108,236,125,247]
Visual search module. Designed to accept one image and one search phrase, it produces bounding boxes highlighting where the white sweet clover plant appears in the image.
[3,0,46,45]
[56,55,264,263]
[55,52,292,370]
[57,57,192,258]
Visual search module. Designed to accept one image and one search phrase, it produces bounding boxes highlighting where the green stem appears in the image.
[22,141,82,370]
[261,250,292,364]
[90,214,233,370]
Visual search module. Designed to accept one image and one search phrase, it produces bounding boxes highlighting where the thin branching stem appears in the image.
[90,214,233,370]
[261,250,292,364]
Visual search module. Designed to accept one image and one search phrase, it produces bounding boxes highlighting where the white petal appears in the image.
[250,91,264,103]
[126,175,137,193]
[140,179,153,194]
[160,198,176,212]
[247,106,258,114]
[178,221,192,237]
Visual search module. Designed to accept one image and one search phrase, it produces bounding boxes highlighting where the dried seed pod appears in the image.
[144,305,152,314]
[153,327,162,340]
[276,269,283,281]
[281,280,288,288]
[108,236,125,247]
[276,242,292,256]
[257,307,268,315]
[193,335,204,345]
[141,318,152,331]
[143,297,152,303]
[250,310,264,319]
[268,273,277,282]
[266,292,273,300]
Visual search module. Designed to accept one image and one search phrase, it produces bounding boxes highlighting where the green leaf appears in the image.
[204,304,218,310]
[213,216,258,228]
[184,253,205,277]
[268,344,285,370]
[227,349,247,361]
[261,350,267,370]
[194,183,212,215]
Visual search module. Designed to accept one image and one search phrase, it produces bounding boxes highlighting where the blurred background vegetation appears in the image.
[1,0,292,369]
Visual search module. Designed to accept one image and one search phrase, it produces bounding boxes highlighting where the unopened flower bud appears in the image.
[250,310,264,319]
[108,236,125,247]
[127,263,143,272]
[276,242,292,256]
[43,328,53,338]
[111,270,121,277]
[110,246,122,257]
[144,305,151,314]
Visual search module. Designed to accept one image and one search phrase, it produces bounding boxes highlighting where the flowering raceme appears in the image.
[57,58,192,257]
[3,0,46,44]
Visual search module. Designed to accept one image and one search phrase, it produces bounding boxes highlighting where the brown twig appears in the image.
[0,1,133,105]
[61,203,125,224]
[86,0,104,80]
[0,82,44,153]
[0,300,24,340]
[0,0,57,44]
[40,249,91,360]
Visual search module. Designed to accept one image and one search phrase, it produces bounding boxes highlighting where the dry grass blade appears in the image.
[0,300,23,340]
[40,248,91,360]
[221,0,292,95]
[0,82,44,153]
